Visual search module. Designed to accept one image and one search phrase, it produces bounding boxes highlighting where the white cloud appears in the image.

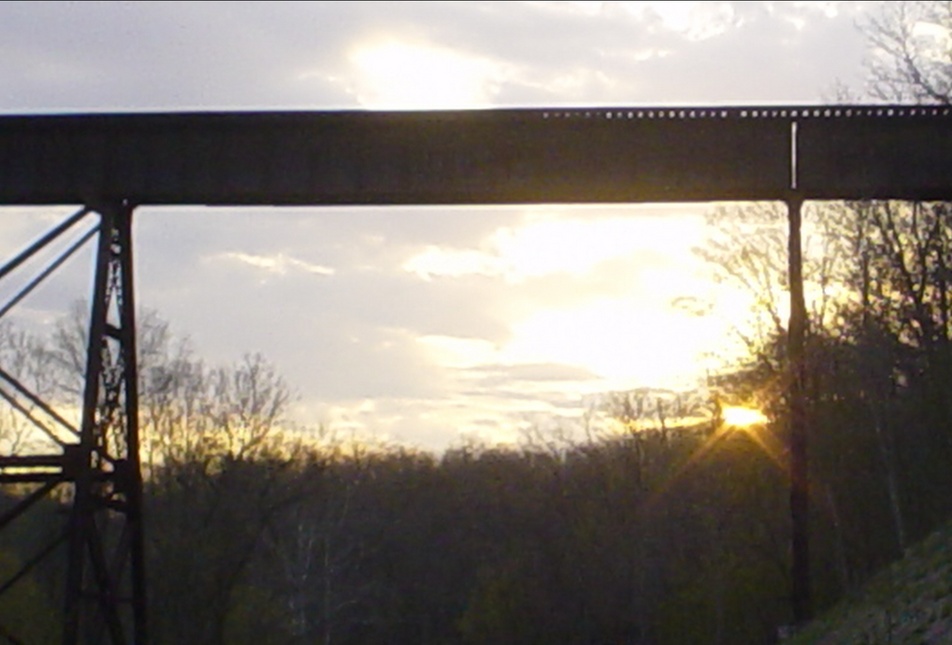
[636,1,741,41]
[403,207,706,284]
[217,251,335,277]
[403,246,505,281]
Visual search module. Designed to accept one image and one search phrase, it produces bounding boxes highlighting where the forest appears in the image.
[2,2,952,644]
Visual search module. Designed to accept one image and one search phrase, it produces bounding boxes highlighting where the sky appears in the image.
[0,1,888,450]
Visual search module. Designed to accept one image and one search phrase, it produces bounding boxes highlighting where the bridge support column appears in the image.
[63,200,146,645]
[786,196,810,625]
[0,202,146,644]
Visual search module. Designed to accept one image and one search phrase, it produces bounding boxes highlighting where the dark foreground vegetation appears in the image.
[789,517,952,644]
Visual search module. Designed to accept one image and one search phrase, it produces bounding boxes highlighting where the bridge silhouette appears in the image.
[0,105,950,643]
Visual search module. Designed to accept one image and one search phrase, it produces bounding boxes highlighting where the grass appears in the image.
[788,520,952,644]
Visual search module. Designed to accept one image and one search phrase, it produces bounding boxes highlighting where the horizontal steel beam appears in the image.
[0,453,69,469]
[0,472,64,484]
[1,105,951,206]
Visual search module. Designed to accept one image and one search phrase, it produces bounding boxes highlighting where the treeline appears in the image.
[143,420,794,644]
[0,383,791,644]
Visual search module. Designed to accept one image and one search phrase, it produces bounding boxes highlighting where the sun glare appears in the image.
[402,208,762,393]
[503,298,714,389]
[721,405,768,428]
[349,40,500,109]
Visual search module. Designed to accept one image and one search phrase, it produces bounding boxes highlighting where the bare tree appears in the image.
[863,1,952,103]
[0,321,60,453]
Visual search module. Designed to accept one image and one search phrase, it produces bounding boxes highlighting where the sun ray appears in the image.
[636,403,787,515]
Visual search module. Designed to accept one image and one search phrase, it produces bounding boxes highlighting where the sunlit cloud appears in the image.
[622,1,740,40]
[525,2,606,17]
[492,214,668,280]
[403,208,707,283]
[517,67,625,101]
[403,247,505,281]
[402,208,758,395]
[217,251,335,276]
[299,392,574,450]
[347,39,507,109]
[501,297,721,390]
[417,335,498,369]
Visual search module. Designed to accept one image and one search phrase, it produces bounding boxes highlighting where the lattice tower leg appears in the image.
[62,201,146,645]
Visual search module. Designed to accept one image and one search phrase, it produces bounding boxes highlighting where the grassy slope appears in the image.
[789,520,952,644]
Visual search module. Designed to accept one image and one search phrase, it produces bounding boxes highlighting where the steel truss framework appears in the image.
[0,203,145,644]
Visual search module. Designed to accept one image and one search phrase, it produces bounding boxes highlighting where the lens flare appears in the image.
[722,405,768,427]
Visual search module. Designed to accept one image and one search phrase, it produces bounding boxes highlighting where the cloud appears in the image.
[217,251,335,278]
[463,362,599,386]
[346,38,508,108]
[0,1,876,113]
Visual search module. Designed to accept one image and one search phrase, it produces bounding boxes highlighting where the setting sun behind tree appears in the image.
[722,405,769,428]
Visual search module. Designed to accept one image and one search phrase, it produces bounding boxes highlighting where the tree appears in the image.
[687,6,952,621]
[0,320,62,453]
[863,1,952,104]
[10,303,308,643]
[855,0,952,538]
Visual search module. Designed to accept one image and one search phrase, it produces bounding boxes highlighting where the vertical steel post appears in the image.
[787,196,811,624]
[62,201,146,645]
[119,202,148,645]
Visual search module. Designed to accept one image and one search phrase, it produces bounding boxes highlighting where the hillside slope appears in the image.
[790,520,952,644]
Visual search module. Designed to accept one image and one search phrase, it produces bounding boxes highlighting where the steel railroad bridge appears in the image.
[0,105,950,644]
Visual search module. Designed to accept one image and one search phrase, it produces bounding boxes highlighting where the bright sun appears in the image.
[721,405,769,428]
